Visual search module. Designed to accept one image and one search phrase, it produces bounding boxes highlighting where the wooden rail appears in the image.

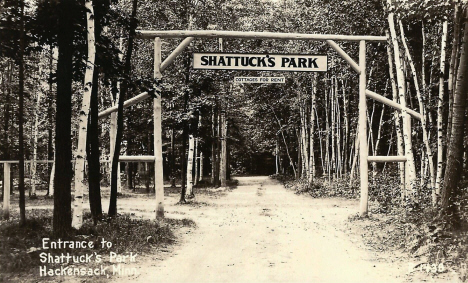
[368,156,407,162]
[0,156,155,164]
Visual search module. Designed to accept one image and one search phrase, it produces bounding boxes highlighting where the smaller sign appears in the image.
[234,77,285,84]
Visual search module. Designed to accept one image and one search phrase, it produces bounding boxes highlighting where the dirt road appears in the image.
[114,176,406,283]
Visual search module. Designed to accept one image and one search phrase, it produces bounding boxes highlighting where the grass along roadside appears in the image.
[0,209,195,282]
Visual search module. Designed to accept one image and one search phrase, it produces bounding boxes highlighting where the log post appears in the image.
[154,37,164,219]
[359,40,369,217]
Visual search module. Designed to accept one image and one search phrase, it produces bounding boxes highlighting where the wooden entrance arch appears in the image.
[100,29,419,218]
[1,30,422,220]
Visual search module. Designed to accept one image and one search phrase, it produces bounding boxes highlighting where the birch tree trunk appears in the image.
[276,139,279,174]
[72,0,95,229]
[336,81,342,177]
[386,29,405,199]
[211,102,218,185]
[373,105,385,178]
[349,127,359,184]
[18,0,26,226]
[309,75,316,182]
[220,110,227,187]
[399,21,436,199]
[325,86,330,180]
[341,79,349,175]
[199,151,204,182]
[436,20,448,201]
[331,79,336,179]
[186,135,195,197]
[270,105,296,177]
[194,137,199,186]
[388,3,417,199]
[49,153,55,196]
[316,109,324,175]
[299,93,308,179]
[109,107,121,192]
[110,33,123,194]
[297,128,302,178]
[195,108,202,185]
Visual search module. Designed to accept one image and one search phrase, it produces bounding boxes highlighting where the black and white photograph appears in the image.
[0,0,467,282]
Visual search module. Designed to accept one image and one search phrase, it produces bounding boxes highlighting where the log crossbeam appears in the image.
[326,40,361,74]
[98,37,194,119]
[118,155,155,162]
[366,89,422,121]
[368,156,407,162]
[0,160,55,164]
[136,30,387,42]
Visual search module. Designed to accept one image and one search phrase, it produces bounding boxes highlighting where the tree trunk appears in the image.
[331,79,336,179]
[309,75,316,182]
[386,29,405,200]
[349,127,359,183]
[220,110,227,187]
[18,0,26,226]
[447,3,462,147]
[199,151,204,182]
[325,85,330,180]
[170,127,176,187]
[186,135,195,196]
[399,21,435,198]
[72,0,96,229]
[216,109,221,185]
[342,79,349,175]
[270,105,296,177]
[211,102,217,185]
[373,105,385,178]
[47,47,55,196]
[335,78,342,177]
[387,2,417,200]
[49,154,55,196]
[31,89,41,198]
[54,0,74,236]
[436,20,448,202]
[87,24,102,222]
[2,61,12,197]
[316,109,324,176]
[194,137,199,186]
[180,105,189,202]
[440,8,468,227]
[180,46,192,202]
[108,0,138,217]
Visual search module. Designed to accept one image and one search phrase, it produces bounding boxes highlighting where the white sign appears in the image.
[234,77,285,84]
[193,53,327,72]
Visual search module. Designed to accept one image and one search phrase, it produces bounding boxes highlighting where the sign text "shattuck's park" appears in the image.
[193,53,328,72]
